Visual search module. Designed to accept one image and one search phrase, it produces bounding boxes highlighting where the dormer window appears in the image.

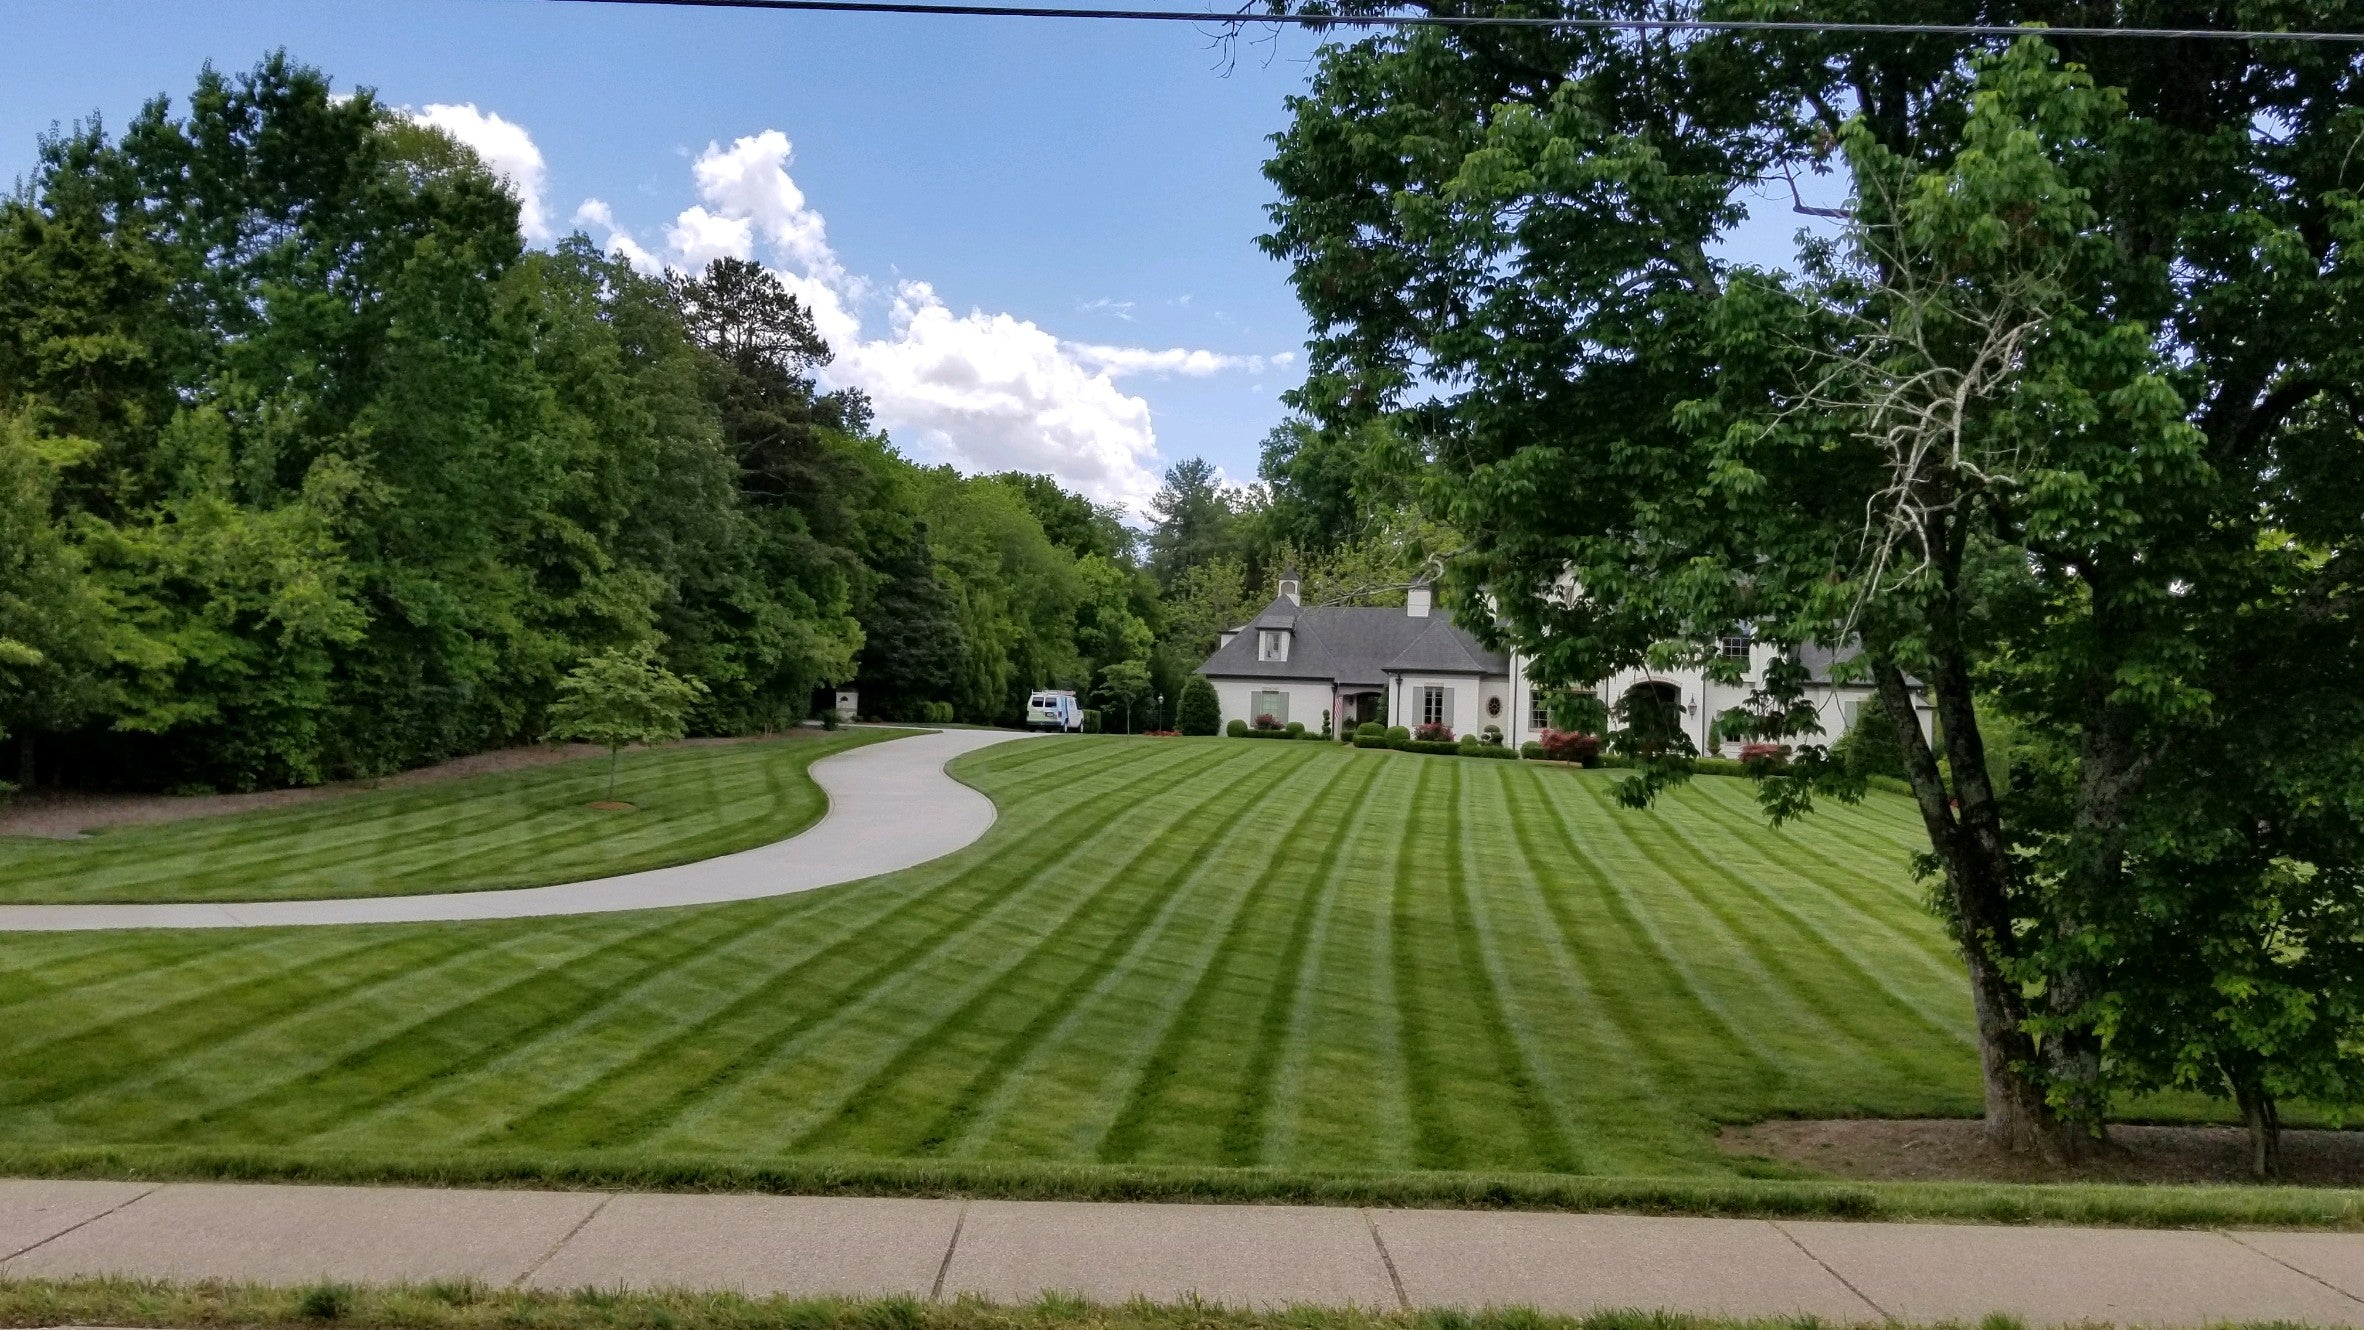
[1257,629,1290,662]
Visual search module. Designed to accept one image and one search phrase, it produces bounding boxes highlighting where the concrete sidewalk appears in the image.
[6,1181,2364,1326]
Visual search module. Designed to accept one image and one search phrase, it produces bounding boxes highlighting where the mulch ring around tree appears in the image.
[1722,1118,2364,1187]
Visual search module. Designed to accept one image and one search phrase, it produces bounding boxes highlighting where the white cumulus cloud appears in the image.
[687,130,846,286]
[573,199,662,274]
[1065,343,1267,378]
[413,103,551,241]
[840,283,1166,509]
[558,126,1281,511]
[664,205,756,272]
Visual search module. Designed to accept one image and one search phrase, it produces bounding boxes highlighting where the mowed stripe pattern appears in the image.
[0,739,1980,1175]
[0,732,889,904]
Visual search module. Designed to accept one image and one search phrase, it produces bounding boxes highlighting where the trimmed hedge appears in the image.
[1234,723,1328,741]
[1457,740,1519,760]
[1389,737,1462,756]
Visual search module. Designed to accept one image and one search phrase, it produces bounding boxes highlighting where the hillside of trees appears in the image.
[0,56,1432,794]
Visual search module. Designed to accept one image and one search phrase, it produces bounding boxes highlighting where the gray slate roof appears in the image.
[1198,595,1508,687]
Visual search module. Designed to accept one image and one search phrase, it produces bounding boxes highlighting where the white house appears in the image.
[1197,569,1919,751]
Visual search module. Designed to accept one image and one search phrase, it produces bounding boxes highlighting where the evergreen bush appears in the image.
[1177,676,1221,737]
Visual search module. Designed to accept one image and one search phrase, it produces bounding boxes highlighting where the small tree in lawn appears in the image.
[1096,658,1153,735]
[1177,674,1221,737]
[547,644,708,804]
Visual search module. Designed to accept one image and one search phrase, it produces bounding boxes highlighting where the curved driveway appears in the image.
[0,727,1040,932]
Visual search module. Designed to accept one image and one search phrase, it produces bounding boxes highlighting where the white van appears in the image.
[1025,690,1085,732]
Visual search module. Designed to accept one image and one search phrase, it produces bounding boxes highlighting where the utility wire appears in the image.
[552,0,2364,41]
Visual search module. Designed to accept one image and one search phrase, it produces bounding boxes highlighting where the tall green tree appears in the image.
[1144,457,1245,590]
[0,415,107,789]
[1265,17,2364,1158]
[991,471,1134,564]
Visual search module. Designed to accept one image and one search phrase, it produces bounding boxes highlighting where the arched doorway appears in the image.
[1616,680,1693,758]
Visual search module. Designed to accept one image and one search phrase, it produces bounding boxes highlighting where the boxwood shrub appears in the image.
[1226,719,1248,738]
[1390,737,1463,756]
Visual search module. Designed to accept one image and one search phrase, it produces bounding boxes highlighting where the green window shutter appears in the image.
[1441,688,1455,731]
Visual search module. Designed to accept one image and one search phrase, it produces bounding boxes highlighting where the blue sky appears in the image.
[2,0,1823,516]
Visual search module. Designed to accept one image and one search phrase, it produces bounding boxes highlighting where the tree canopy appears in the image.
[1263,9,2364,1168]
[0,55,1174,788]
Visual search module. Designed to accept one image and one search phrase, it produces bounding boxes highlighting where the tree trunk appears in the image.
[1871,659,2087,1160]
[607,746,621,802]
[2234,1078,2281,1181]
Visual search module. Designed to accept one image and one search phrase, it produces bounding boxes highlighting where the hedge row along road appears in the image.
[0,737,1984,1177]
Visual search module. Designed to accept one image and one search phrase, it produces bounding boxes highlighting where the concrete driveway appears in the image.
[0,727,1039,932]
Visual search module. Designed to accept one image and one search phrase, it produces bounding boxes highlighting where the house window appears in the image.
[1719,633,1752,661]
[1529,689,1551,732]
[1252,690,1289,726]
[1420,685,1448,728]
[1257,629,1289,662]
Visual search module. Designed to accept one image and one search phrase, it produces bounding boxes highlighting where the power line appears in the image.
[552,0,2364,42]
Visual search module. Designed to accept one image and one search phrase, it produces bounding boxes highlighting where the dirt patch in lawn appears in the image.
[1723,1117,2364,1186]
[0,730,836,841]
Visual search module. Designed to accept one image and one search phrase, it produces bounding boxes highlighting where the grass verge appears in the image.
[4,1145,2361,1230]
[0,1275,2343,1330]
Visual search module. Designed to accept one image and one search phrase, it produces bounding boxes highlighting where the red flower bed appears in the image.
[1413,722,1454,743]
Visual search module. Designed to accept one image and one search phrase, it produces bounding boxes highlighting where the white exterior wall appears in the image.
[1389,673,1488,739]
[1582,647,1924,753]
[1476,676,1512,741]
[1210,678,1337,733]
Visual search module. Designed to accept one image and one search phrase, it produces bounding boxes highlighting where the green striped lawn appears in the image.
[0,730,895,903]
[0,737,1981,1177]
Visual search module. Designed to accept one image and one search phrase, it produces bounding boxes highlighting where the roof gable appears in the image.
[1199,602,1506,684]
